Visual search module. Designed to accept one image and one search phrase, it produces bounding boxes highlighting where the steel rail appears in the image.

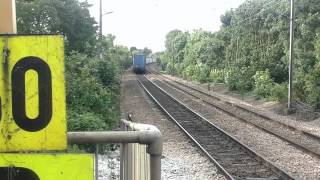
[137,75,296,180]
[154,70,319,140]
[151,72,320,158]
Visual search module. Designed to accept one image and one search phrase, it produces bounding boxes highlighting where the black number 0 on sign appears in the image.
[0,35,67,152]
[0,167,40,180]
[11,56,52,132]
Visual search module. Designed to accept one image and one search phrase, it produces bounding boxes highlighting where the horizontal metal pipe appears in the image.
[67,131,163,156]
[68,131,142,144]
[68,121,163,180]
[121,119,163,155]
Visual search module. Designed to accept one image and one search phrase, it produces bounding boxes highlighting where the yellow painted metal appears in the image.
[0,153,94,179]
[0,0,17,33]
[0,35,66,151]
[25,70,39,119]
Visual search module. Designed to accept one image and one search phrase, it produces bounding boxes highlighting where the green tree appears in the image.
[143,47,152,57]
[160,0,320,108]
[16,0,98,54]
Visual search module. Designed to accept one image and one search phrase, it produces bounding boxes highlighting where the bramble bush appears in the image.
[209,69,225,83]
[305,62,320,109]
[253,70,274,98]
[65,53,117,130]
[66,48,130,133]
[225,67,253,93]
[193,64,210,83]
[271,83,288,103]
[182,65,195,80]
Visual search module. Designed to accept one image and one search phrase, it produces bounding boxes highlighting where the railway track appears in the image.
[149,71,320,158]
[137,75,295,180]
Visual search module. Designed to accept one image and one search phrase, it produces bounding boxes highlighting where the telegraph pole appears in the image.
[288,0,295,111]
[99,0,103,60]
[98,0,113,60]
[99,0,103,40]
[0,0,17,33]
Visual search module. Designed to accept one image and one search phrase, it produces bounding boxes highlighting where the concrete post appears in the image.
[0,0,17,33]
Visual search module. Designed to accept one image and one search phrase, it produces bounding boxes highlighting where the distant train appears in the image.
[132,54,146,74]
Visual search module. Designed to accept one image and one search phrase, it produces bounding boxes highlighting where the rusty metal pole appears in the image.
[0,0,17,33]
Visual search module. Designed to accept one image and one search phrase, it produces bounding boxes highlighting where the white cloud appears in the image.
[86,0,245,52]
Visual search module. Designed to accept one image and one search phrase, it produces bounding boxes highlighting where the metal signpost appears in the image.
[0,35,67,151]
[0,1,163,180]
[0,1,94,179]
[0,154,94,179]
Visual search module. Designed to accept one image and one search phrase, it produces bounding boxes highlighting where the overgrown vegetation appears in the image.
[17,0,132,133]
[159,0,320,109]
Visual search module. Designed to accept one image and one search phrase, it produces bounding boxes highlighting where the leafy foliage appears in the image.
[253,70,273,98]
[65,52,115,130]
[16,0,132,135]
[16,0,98,54]
[209,69,225,83]
[160,0,320,108]
[271,83,288,103]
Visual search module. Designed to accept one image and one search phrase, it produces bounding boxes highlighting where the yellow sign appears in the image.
[0,35,66,151]
[0,153,94,179]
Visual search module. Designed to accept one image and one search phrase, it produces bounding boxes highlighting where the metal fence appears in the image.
[67,119,163,180]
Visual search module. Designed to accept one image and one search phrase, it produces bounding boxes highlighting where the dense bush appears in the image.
[271,83,288,103]
[65,52,121,131]
[225,67,253,92]
[193,64,210,83]
[253,70,274,98]
[160,0,320,108]
[209,69,225,83]
[305,63,320,108]
[67,111,107,131]
[182,65,195,80]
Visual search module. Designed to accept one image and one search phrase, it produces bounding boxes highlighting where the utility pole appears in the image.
[99,0,103,40]
[99,0,103,60]
[0,0,17,33]
[98,0,113,60]
[288,0,295,111]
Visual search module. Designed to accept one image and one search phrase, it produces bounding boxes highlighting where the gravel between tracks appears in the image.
[120,71,226,180]
[98,150,121,179]
[160,77,320,156]
[160,73,320,137]
[149,75,320,179]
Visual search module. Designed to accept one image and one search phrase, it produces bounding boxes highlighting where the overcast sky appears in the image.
[86,0,246,52]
